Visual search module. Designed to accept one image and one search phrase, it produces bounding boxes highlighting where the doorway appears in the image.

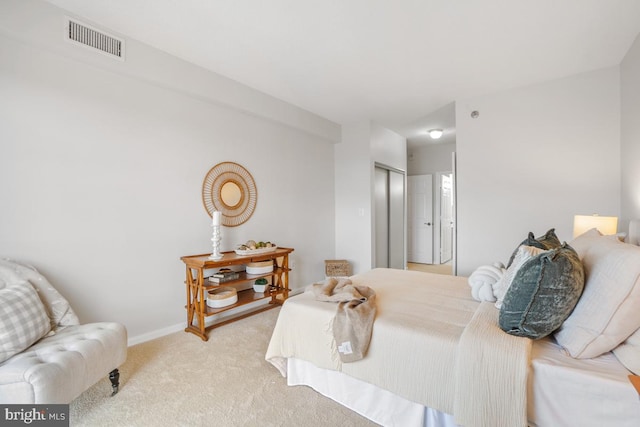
[374,164,405,269]
[439,172,454,264]
[406,169,455,271]
[407,262,453,275]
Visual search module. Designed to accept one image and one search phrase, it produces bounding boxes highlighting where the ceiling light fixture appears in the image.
[428,129,443,139]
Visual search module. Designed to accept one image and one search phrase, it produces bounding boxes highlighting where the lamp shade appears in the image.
[573,215,618,238]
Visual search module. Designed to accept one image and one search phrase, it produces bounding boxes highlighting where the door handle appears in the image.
[425,222,431,226]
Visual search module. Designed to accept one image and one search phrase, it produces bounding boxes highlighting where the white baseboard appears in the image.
[127,322,185,347]
[127,288,304,347]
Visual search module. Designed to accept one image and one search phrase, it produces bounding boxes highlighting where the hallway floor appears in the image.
[407,262,453,275]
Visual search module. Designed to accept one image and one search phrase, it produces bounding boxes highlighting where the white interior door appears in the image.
[440,173,454,264]
[407,175,433,264]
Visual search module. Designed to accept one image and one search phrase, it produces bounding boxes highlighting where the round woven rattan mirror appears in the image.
[202,162,257,227]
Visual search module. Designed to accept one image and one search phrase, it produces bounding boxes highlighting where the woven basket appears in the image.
[325,259,351,277]
[246,260,274,275]
[206,287,238,308]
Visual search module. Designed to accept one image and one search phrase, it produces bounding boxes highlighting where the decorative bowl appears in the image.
[235,246,278,256]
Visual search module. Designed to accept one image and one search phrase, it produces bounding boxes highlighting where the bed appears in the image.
[266,229,640,427]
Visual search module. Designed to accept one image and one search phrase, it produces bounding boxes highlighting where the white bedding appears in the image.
[288,337,640,427]
[266,268,531,426]
[528,337,640,426]
[266,269,479,411]
[266,268,640,427]
[287,357,458,427]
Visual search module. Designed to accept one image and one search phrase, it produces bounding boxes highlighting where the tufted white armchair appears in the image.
[0,259,127,404]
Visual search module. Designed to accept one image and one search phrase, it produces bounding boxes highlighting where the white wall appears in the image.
[456,67,621,275]
[335,122,406,273]
[621,33,640,230]
[0,0,340,144]
[0,1,338,343]
[408,142,456,176]
[335,123,372,274]
[370,123,407,171]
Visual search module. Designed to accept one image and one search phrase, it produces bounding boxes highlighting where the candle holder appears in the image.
[209,224,223,260]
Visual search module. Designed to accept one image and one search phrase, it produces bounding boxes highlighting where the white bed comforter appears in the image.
[266,268,531,427]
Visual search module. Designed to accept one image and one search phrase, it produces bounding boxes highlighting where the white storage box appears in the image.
[246,260,274,275]
[206,287,238,308]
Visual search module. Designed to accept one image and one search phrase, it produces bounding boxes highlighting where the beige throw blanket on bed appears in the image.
[454,301,531,427]
[311,277,376,363]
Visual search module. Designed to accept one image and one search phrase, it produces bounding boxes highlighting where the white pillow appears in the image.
[0,281,51,363]
[569,228,621,258]
[555,233,640,358]
[566,228,601,258]
[613,327,640,375]
[494,245,548,309]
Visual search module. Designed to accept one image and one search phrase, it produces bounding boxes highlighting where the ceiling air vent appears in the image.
[66,18,125,60]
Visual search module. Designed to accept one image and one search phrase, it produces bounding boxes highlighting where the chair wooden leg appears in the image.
[109,368,120,396]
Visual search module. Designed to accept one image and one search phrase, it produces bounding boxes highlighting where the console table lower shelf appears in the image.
[180,247,294,341]
[184,287,285,339]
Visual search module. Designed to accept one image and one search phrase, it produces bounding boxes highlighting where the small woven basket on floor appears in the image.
[325,260,351,277]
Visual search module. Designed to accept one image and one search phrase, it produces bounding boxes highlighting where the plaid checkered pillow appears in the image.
[0,281,51,363]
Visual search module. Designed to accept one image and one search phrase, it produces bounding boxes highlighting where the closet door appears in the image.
[374,167,389,268]
[388,170,405,269]
[374,165,405,269]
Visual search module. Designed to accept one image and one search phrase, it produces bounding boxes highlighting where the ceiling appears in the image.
[44,0,640,148]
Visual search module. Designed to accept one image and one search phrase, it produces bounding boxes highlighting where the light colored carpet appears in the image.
[70,308,377,426]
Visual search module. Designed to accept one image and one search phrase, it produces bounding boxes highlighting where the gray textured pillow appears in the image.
[506,229,562,269]
[499,243,584,340]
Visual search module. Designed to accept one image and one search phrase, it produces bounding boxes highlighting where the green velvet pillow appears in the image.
[506,228,562,269]
[499,243,584,340]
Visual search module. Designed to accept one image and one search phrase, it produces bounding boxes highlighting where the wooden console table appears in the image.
[180,247,294,341]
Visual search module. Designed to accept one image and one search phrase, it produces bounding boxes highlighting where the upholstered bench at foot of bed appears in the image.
[0,322,127,404]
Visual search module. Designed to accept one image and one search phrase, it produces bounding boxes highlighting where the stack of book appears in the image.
[209,270,240,283]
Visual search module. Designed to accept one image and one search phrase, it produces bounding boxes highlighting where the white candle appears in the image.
[212,211,221,226]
